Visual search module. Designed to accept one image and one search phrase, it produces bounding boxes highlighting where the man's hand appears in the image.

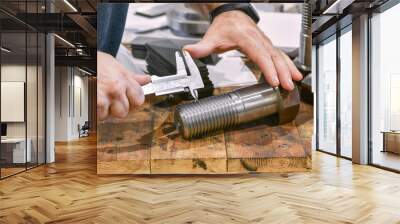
[184,10,303,91]
[97,51,150,120]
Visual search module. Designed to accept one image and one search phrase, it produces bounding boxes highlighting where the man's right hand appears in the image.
[97,51,150,120]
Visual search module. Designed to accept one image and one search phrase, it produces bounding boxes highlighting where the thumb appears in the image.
[184,39,215,59]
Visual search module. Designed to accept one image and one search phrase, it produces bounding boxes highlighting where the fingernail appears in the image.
[273,75,280,86]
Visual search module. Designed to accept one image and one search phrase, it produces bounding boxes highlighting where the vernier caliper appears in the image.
[142,50,205,100]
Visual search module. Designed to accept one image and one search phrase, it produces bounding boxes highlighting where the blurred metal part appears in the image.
[295,0,312,74]
[167,4,209,37]
[175,83,300,139]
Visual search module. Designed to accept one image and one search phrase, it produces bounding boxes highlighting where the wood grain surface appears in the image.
[150,109,228,174]
[97,93,313,174]
[97,102,154,174]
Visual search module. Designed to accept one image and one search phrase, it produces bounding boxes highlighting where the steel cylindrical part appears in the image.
[175,94,239,138]
[175,83,299,139]
[234,83,280,123]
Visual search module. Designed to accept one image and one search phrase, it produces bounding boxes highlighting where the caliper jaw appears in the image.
[141,50,205,100]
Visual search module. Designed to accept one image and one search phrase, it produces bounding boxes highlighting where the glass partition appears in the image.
[27,31,38,169]
[317,36,337,155]
[339,27,352,158]
[1,31,28,177]
[38,32,45,165]
[0,1,46,179]
[370,3,400,171]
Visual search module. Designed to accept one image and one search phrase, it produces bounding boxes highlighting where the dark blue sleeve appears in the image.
[97,3,129,57]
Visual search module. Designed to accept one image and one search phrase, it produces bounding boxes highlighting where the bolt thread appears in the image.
[175,93,240,138]
[298,1,312,71]
[301,2,312,33]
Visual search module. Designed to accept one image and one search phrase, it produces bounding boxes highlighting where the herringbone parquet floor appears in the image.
[1,135,400,224]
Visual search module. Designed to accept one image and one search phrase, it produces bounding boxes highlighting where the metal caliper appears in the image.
[142,50,204,101]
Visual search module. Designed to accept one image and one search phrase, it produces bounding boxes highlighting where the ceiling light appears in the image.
[1,47,11,53]
[63,0,78,12]
[54,34,75,48]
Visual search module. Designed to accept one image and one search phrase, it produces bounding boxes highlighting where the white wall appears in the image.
[72,73,89,138]
[54,67,89,141]
[55,66,69,141]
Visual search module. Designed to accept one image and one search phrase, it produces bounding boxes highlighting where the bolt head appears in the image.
[278,85,300,124]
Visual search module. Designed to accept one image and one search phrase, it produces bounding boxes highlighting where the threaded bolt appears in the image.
[175,94,240,138]
[174,83,302,139]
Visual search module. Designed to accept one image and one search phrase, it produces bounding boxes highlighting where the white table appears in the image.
[1,138,31,163]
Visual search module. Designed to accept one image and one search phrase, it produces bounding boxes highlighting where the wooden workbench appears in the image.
[97,87,313,174]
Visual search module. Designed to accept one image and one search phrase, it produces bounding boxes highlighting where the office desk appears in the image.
[382,131,400,154]
[1,138,32,164]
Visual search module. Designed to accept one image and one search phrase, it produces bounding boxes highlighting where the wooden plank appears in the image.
[97,102,154,174]
[295,103,314,140]
[226,103,312,173]
[149,102,227,174]
[295,103,314,163]
[227,158,311,173]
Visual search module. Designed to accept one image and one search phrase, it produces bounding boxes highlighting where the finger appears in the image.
[119,64,151,86]
[107,80,125,100]
[271,51,294,91]
[97,90,110,120]
[106,80,130,117]
[238,38,279,87]
[123,72,145,108]
[133,74,151,86]
[281,51,303,81]
[126,80,145,108]
[183,38,216,59]
[120,68,146,109]
[109,95,130,118]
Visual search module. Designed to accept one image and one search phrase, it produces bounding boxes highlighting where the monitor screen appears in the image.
[1,123,7,137]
